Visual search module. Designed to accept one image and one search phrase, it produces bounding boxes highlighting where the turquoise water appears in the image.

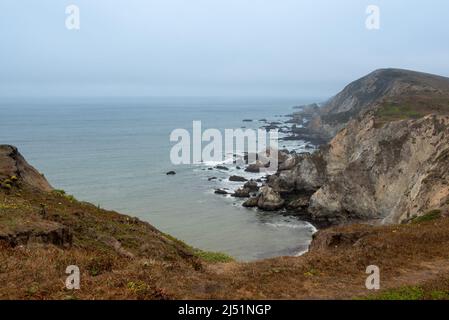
[0,96,317,260]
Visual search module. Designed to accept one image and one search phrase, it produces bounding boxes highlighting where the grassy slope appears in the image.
[374,90,449,126]
[2,180,449,299]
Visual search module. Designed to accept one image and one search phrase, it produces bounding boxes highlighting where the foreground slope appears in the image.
[2,144,449,299]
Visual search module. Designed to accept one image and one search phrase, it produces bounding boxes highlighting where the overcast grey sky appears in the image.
[1,0,449,98]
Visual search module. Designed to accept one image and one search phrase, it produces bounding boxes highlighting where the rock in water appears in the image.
[0,145,53,192]
[229,175,248,182]
[242,196,259,208]
[232,188,250,198]
[215,165,229,171]
[257,186,284,211]
[166,171,176,175]
[244,161,266,173]
[243,180,259,191]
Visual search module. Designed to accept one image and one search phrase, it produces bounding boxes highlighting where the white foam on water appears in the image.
[294,248,310,257]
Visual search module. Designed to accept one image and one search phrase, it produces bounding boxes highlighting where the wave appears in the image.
[265,222,317,232]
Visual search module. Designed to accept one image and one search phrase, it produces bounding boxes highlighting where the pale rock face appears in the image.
[307,115,449,224]
[278,155,297,171]
[268,152,326,194]
[257,186,284,211]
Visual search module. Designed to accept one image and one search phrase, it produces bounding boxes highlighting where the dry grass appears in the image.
[2,184,449,299]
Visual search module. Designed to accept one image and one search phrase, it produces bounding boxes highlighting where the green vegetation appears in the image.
[304,268,320,277]
[0,176,19,190]
[86,255,114,276]
[365,287,449,300]
[430,290,449,300]
[193,249,234,263]
[375,104,423,122]
[0,182,12,190]
[369,286,425,300]
[163,233,234,263]
[52,189,77,202]
[412,210,442,224]
[127,281,150,294]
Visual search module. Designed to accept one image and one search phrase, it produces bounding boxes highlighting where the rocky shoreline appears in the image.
[206,104,328,229]
[210,68,449,229]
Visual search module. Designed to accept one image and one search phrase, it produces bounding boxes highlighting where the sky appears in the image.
[1,0,449,98]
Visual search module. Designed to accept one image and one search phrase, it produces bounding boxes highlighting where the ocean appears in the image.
[0,96,318,261]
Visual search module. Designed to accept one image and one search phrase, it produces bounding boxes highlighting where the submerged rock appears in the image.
[166,171,176,175]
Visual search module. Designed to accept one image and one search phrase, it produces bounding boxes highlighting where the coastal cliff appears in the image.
[2,144,449,299]
[307,68,449,139]
[3,69,449,299]
[248,69,449,225]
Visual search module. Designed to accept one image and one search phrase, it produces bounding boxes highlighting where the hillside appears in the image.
[306,68,449,138]
[2,144,449,300]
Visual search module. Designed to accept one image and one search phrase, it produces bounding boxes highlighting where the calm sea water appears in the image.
[0,96,317,261]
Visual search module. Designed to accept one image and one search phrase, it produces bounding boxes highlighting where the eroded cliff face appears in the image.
[307,114,449,224]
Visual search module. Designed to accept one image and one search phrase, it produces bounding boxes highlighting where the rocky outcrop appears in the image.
[229,175,248,182]
[308,114,449,224]
[245,161,266,173]
[309,226,373,251]
[257,69,449,226]
[243,180,259,192]
[256,186,284,211]
[232,188,251,198]
[267,152,327,194]
[0,221,72,248]
[214,189,229,195]
[0,145,53,192]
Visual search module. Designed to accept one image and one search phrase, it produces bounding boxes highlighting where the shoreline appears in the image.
[204,104,323,257]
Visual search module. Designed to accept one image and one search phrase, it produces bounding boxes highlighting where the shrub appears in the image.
[86,255,114,276]
[370,286,424,300]
[193,249,234,263]
[412,210,442,224]
[52,189,77,202]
